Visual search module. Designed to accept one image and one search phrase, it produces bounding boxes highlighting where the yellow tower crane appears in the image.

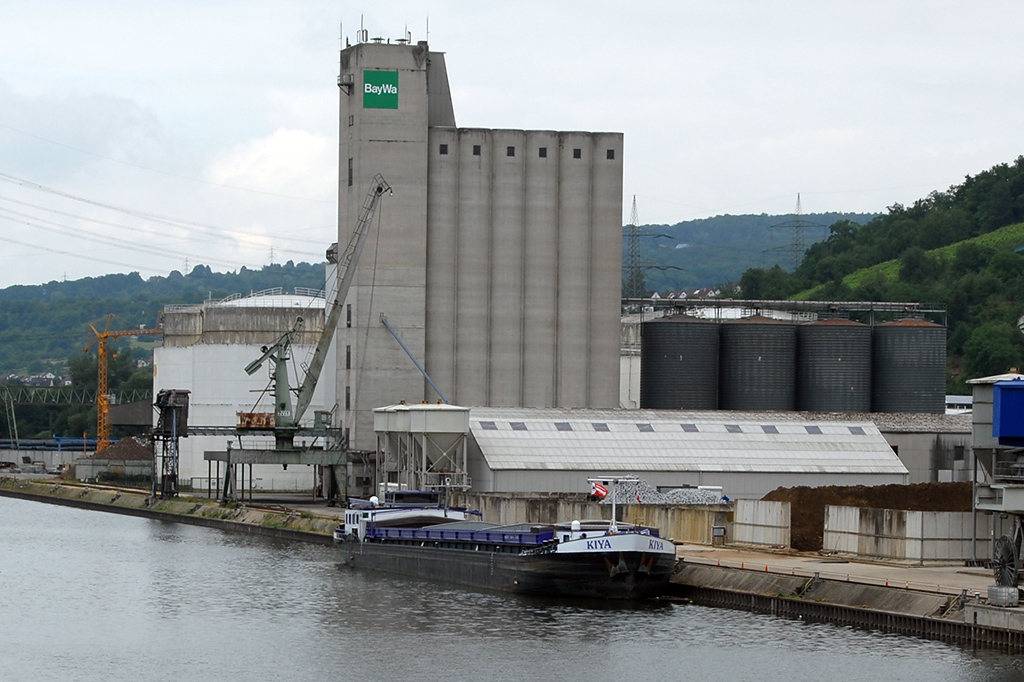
[86,314,162,452]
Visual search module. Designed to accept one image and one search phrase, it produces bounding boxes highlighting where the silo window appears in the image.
[347,157,353,187]
[848,426,866,435]
[681,423,698,432]
[439,143,449,155]
[573,148,582,159]
[954,445,965,461]
[511,422,528,431]
[345,386,351,411]
[555,422,572,432]
[725,424,742,433]
[480,421,497,430]
[507,146,515,157]
[637,423,654,432]
[606,149,615,160]
[473,144,481,156]
[592,422,609,432]
[539,147,548,158]
[348,115,354,127]
[345,345,351,370]
[805,425,822,435]
[346,304,352,328]
[761,425,779,434]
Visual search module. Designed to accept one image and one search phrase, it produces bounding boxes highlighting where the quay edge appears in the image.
[0,477,336,545]
[671,562,1024,652]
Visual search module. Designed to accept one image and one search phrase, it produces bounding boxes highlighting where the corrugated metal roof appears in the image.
[468,407,907,475]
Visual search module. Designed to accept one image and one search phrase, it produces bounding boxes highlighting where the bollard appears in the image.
[741,562,744,569]
[765,565,769,572]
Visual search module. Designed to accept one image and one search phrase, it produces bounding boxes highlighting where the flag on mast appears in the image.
[591,481,608,499]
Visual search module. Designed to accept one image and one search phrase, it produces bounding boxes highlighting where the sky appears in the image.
[2,1,1023,288]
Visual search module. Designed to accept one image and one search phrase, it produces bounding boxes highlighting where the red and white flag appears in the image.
[591,481,608,499]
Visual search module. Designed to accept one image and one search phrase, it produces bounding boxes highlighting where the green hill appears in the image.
[0,261,326,377]
[797,221,1024,297]
[738,156,1024,391]
[625,211,876,293]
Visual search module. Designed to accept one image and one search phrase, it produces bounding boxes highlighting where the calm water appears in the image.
[2,496,1023,682]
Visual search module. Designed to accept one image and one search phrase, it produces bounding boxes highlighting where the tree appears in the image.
[739,266,797,300]
[898,246,932,284]
[962,322,1023,380]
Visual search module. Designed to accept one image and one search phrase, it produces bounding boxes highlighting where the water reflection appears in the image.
[3,496,1024,682]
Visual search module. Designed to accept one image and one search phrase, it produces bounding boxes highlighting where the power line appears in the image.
[0,121,335,204]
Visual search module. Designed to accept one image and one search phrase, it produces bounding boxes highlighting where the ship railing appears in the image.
[367,527,554,545]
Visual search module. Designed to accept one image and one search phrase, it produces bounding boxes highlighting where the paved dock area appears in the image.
[676,543,996,598]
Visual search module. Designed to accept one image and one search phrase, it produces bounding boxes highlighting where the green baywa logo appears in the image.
[363,71,399,109]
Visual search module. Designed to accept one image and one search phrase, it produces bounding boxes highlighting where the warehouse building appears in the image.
[337,38,622,451]
[373,403,909,500]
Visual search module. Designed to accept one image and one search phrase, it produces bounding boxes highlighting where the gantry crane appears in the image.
[86,314,162,451]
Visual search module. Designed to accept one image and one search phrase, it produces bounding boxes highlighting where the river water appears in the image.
[2,496,1023,682]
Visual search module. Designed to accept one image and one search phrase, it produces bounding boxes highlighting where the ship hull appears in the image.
[339,540,677,600]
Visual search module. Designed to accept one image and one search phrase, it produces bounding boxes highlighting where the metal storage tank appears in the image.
[639,316,719,409]
[796,319,872,412]
[719,316,796,411]
[871,319,946,414]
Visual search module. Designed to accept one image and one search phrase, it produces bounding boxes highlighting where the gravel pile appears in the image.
[598,478,725,505]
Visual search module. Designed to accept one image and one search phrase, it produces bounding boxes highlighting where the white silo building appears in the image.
[153,288,336,491]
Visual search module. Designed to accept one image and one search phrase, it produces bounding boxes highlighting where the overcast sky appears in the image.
[1,1,1023,288]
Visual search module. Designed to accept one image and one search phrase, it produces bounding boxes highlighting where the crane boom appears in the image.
[86,313,162,451]
[291,174,391,426]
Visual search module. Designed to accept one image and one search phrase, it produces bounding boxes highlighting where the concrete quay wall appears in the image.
[0,477,336,544]
[671,562,1024,652]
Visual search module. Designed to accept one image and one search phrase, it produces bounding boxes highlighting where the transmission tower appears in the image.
[622,196,681,299]
[766,193,823,271]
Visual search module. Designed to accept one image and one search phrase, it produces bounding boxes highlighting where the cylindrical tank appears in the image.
[871,319,946,414]
[719,316,796,411]
[796,319,872,412]
[639,316,719,409]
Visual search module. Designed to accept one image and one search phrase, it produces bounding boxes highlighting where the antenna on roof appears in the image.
[357,14,368,44]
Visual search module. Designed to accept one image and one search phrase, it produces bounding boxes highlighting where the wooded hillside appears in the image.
[738,156,1024,391]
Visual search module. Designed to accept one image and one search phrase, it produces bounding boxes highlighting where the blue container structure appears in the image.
[994,380,1024,446]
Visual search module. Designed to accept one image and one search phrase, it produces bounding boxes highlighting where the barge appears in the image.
[334,514,678,600]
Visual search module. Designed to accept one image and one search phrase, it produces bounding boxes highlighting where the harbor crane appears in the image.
[85,314,162,452]
[230,174,391,502]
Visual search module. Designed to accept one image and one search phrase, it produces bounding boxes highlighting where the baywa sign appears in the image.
[364,70,398,109]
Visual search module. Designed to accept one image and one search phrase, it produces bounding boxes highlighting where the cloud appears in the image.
[205,128,336,199]
[0,79,169,182]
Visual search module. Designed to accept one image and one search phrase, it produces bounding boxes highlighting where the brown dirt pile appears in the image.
[762,482,973,552]
[90,436,152,461]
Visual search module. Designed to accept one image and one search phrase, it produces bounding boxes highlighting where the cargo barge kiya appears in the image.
[334,513,678,600]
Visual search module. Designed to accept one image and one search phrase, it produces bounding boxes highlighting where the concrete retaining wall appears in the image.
[456,492,730,544]
[74,459,152,481]
[823,505,992,562]
[732,500,790,548]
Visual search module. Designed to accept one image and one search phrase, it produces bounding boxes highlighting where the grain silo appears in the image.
[719,316,796,411]
[871,319,946,414]
[639,316,719,409]
[796,319,872,412]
